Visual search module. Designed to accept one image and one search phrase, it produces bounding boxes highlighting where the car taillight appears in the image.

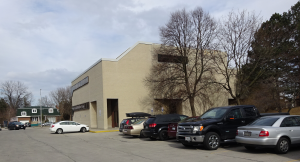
[259,131,269,137]
[126,120,129,125]
[128,126,133,129]
[51,125,55,128]
[149,123,157,127]
[236,130,238,136]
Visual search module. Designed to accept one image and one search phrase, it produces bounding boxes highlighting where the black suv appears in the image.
[143,114,188,140]
[119,112,151,132]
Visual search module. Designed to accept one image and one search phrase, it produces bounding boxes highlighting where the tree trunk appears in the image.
[236,98,241,105]
[189,96,196,116]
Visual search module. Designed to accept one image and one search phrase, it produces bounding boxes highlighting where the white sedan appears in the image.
[50,121,89,134]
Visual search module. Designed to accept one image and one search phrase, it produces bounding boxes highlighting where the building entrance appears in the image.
[107,99,119,128]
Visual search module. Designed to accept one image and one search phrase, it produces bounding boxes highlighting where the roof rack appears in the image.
[126,112,151,118]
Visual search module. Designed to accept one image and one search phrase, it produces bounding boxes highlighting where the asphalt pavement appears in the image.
[1,127,300,162]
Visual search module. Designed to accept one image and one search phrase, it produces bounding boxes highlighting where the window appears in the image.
[21,111,27,116]
[158,54,188,63]
[280,117,300,127]
[248,117,279,126]
[48,108,53,113]
[32,109,37,113]
[243,107,257,117]
[227,109,242,119]
[60,122,68,125]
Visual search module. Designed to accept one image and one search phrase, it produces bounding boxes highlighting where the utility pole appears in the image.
[40,89,42,127]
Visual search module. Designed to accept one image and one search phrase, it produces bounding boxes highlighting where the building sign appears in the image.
[71,76,89,95]
[72,102,89,111]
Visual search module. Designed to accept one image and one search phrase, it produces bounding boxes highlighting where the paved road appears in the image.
[1,127,300,162]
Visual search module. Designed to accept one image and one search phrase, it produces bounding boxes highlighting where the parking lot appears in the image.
[1,127,300,162]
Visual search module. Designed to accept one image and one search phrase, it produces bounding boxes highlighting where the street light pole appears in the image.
[40,89,42,127]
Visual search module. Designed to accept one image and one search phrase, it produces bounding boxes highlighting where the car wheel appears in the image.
[139,130,145,138]
[244,146,256,150]
[159,130,169,141]
[275,137,290,154]
[204,132,220,150]
[150,137,156,140]
[56,128,63,134]
[81,127,86,133]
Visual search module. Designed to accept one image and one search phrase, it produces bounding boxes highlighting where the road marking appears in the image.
[89,130,119,133]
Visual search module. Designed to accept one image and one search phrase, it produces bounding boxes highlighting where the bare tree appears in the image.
[38,96,55,107]
[145,7,219,116]
[0,80,33,110]
[49,86,72,120]
[214,10,262,105]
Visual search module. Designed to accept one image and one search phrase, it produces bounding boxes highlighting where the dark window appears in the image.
[227,109,242,119]
[243,107,257,117]
[280,117,300,127]
[145,117,156,124]
[60,122,68,125]
[158,54,188,64]
[248,117,279,126]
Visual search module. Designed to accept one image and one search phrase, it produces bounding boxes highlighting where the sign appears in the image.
[71,76,89,95]
[161,107,164,112]
[72,102,89,111]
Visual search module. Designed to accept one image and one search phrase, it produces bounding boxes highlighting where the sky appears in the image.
[0,0,298,105]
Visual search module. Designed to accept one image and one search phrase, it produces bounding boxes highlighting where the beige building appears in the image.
[71,42,229,129]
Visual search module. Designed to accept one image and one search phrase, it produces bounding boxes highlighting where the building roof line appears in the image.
[71,41,153,82]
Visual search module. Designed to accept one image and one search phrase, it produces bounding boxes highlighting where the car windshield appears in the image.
[199,108,228,119]
[248,117,280,126]
[179,117,198,123]
[14,122,22,125]
[145,117,156,124]
[133,119,147,125]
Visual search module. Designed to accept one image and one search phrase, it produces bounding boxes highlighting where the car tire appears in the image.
[244,146,256,150]
[203,132,220,150]
[139,130,145,138]
[150,137,156,140]
[159,130,169,141]
[56,128,63,134]
[275,137,290,154]
[81,127,86,133]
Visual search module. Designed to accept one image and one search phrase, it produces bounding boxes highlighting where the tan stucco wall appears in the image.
[72,42,230,129]
[73,109,90,125]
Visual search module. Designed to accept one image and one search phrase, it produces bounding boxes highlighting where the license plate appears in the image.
[244,131,251,136]
[185,137,191,141]
[172,127,175,130]
[123,130,127,133]
[146,126,148,129]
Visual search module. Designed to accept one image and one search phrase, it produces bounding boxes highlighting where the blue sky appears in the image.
[0,0,298,105]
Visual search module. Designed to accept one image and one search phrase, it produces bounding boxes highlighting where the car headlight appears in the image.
[16,125,19,127]
[193,126,203,133]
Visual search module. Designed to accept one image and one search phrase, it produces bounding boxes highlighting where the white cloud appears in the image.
[0,0,298,104]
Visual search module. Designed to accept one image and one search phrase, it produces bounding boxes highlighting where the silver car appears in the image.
[236,115,300,154]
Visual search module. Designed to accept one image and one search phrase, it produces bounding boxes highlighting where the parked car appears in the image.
[236,115,300,154]
[143,114,188,140]
[123,118,147,137]
[43,122,53,126]
[25,122,31,127]
[8,121,26,130]
[119,112,151,132]
[168,116,199,139]
[0,124,2,131]
[177,105,289,150]
[50,121,89,134]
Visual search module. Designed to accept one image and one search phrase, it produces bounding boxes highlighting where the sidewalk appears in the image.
[89,127,119,133]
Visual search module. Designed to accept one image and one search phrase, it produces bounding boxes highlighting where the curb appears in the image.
[89,130,119,133]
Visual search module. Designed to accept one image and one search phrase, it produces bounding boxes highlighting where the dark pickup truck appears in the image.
[177,105,289,150]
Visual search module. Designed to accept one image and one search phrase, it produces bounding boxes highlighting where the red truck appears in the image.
[168,116,199,139]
